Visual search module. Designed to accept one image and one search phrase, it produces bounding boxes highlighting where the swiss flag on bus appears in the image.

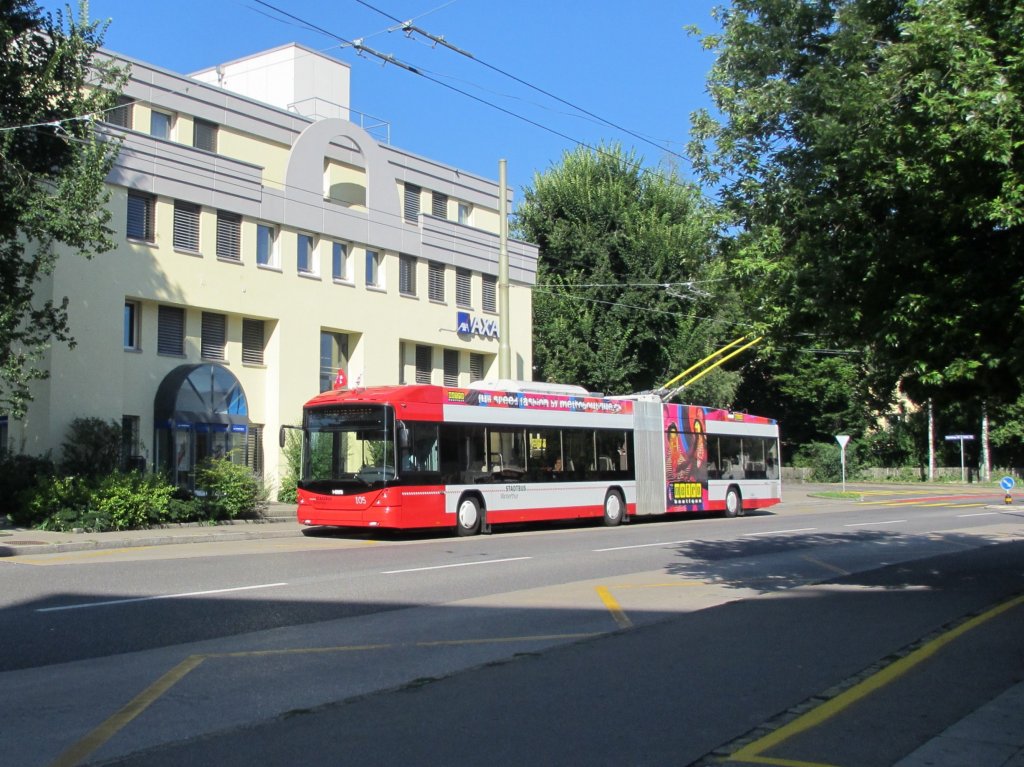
[333,369,347,390]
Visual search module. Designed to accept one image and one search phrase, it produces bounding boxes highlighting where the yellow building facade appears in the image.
[9,44,537,493]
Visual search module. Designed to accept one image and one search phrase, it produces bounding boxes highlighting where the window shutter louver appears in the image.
[482,274,497,312]
[404,184,421,222]
[201,312,226,360]
[456,268,472,307]
[428,262,445,302]
[470,353,484,382]
[173,201,200,252]
[127,193,154,241]
[399,255,416,295]
[242,319,265,365]
[216,211,241,261]
[157,306,185,356]
[415,345,432,384]
[432,192,448,218]
[443,349,459,387]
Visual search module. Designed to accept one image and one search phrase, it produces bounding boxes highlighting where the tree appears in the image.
[690,0,1024,412]
[515,144,742,402]
[0,0,124,417]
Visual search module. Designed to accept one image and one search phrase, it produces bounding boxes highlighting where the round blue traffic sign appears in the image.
[1001,476,1015,491]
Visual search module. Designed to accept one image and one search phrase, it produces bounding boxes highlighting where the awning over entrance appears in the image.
[154,363,250,429]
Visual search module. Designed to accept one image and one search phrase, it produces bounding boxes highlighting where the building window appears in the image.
[470,352,485,382]
[432,191,448,218]
[297,233,316,274]
[256,224,277,267]
[157,306,185,356]
[332,242,348,281]
[456,268,472,308]
[126,192,155,243]
[121,415,141,470]
[173,200,201,253]
[404,183,421,223]
[149,109,172,140]
[365,249,380,287]
[242,318,265,365]
[124,300,140,350]
[428,261,445,303]
[107,96,133,129]
[443,349,459,387]
[398,341,406,385]
[482,274,497,313]
[457,202,471,225]
[201,312,227,361]
[193,118,218,152]
[216,211,241,261]
[399,254,417,296]
[415,345,432,384]
[320,331,349,392]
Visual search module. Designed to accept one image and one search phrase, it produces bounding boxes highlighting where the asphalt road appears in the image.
[2,483,1022,766]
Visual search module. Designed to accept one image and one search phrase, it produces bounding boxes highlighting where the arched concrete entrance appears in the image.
[154,364,251,489]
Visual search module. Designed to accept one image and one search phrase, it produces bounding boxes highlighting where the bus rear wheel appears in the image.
[724,486,743,518]
[456,496,482,536]
[603,489,624,527]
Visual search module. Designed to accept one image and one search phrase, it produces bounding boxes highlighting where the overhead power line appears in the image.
[352,0,690,165]
[249,0,696,194]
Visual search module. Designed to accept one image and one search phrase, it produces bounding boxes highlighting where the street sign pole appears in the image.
[944,435,976,483]
[835,434,850,493]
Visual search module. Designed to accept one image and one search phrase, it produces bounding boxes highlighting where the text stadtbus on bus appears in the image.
[284,380,781,535]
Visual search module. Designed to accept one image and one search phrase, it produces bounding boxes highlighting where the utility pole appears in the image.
[498,159,511,379]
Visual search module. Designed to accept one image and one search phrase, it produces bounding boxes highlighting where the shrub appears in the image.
[793,441,866,483]
[196,457,268,519]
[61,417,121,477]
[92,472,175,530]
[24,475,93,529]
[277,428,302,503]
[0,453,56,525]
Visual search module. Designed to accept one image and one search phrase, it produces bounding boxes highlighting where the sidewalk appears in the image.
[0,502,302,557]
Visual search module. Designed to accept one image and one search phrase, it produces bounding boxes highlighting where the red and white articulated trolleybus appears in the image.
[287,380,781,535]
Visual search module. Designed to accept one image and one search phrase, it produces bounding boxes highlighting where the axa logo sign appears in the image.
[457,311,499,339]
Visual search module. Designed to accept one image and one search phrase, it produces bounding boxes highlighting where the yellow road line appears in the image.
[727,593,1024,765]
[48,630,603,766]
[801,555,850,576]
[49,654,207,767]
[595,586,633,629]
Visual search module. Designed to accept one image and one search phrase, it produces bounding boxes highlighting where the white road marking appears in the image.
[593,540,695,552]
[742,528,817,537]
[843,520,906,527]
[36,583,290,613]
[382,556,531,574]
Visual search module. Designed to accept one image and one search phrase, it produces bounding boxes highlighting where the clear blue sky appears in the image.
[40,0,721,202]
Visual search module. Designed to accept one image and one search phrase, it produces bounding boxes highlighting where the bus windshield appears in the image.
[301,405,396,488]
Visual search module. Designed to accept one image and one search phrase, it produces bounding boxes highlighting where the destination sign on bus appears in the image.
[447,389,631,415]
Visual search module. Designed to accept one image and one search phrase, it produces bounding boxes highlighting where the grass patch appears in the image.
[810,491,864,501]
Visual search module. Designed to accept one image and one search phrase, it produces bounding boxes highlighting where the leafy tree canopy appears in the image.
[515,144,745,404]
[0,0,124,417]
[690,0,1023,409]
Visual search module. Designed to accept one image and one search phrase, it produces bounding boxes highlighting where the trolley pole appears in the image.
[498,159,511,379]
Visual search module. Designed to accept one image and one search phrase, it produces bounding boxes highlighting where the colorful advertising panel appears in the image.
[664,404,710,511]
[447,388,634,416]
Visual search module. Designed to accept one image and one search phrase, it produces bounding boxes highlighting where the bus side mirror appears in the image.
[279,425,300,449]
[398,424,410,449]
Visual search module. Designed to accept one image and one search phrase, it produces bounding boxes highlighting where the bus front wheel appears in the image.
[724,486,743,518]
[456,496,482,536]
[603,490,624,527]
